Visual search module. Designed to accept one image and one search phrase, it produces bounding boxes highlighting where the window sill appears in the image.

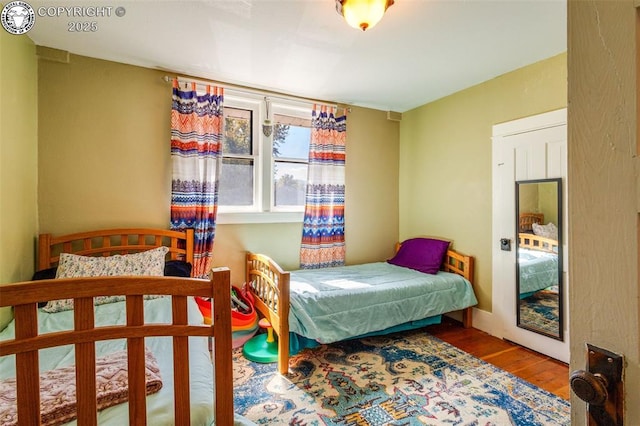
[216,211,304,224]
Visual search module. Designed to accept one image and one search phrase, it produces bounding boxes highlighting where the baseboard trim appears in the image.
[444,308,494,336]
[470,307,494,336]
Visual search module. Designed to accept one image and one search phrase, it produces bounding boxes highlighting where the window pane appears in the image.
[273,119,310,160]
[274,161,308,207]
[223,107,252,155]
[219,158,254,206]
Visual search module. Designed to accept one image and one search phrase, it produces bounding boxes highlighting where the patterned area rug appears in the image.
[519,290,560,336]
[233,329,570,425]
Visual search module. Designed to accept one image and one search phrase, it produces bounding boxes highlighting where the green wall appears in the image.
[37,53,400,285]
[399,53,567,312]
[537,182,559,226]
[0,32,38,328]
[518,182,559,227]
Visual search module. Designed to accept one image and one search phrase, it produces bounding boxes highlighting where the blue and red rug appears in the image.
[519,290,560,336]
[233,329,570,425]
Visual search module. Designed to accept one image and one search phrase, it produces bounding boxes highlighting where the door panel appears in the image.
[547,139,565,177]
[492,109,569,363]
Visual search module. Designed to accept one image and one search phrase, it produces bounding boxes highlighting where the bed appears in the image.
[0,228,242,425]
[246,238,477,375]
[517,232,560,298]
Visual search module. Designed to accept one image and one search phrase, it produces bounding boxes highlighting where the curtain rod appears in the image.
[163,75,350,113]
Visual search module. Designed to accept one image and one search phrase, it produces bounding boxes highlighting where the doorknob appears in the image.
[570,344,623,425]
[570,370,608,405]
[500,238,511,251]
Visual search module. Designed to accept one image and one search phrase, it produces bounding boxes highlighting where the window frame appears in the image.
[216,91,311,224]
[270,102,312,213]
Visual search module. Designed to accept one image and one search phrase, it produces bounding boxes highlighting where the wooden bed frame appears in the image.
[0,228,233,426]
[518,212,544,232]
[37,228,195,271]
[246,247,475,375]
[518,232,558,253]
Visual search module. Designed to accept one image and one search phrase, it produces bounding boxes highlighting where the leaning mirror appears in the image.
[515,178,563,340]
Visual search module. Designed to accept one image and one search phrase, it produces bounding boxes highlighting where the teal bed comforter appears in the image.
[288,262,477,344]
[518,248,559,297]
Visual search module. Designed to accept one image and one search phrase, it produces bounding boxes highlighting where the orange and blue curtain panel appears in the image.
[169,79,224,278]
[300,105,347,269]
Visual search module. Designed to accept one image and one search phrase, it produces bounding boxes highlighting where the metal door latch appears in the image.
[570,344,623,425]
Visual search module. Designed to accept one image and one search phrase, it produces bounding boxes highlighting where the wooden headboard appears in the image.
[519,213,544,232]
[38,228,194,270]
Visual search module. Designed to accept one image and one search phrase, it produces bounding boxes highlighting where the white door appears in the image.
[491,109,569,363]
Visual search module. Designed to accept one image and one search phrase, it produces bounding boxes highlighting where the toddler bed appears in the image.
[0,228,246,426]
[246,238,477,374]
[517,232,560,298]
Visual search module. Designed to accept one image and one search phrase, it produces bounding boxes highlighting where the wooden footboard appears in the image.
[245,247,476,375]
[245,253,290,375]
[518,233,558,253]
[0,270,232,425]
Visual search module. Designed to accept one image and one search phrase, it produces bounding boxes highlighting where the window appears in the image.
[217,91,312,224]
[273,113,311,208]
[219,106,255,207]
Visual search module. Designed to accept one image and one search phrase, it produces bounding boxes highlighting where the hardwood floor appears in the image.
[426,317,571,400]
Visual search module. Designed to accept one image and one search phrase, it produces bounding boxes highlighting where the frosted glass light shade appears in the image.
[336,0,394,31]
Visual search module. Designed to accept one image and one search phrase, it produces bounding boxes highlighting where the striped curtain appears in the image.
[169,79,224,278]
[300,105,347,269]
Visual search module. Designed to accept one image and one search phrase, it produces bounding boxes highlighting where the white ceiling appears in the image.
[26,0,567,112]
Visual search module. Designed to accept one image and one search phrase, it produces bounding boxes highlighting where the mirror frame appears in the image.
[515,177,563,341]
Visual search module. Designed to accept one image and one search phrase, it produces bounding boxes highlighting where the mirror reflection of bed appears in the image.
[517,230,559,337]
[515,178,563,340]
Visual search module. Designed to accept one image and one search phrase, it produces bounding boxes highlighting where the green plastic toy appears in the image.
[242,318,278,363]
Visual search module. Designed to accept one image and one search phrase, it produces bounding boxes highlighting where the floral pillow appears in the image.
[55,246,168,278]
[532,222,558,241]
[43,247,169,313]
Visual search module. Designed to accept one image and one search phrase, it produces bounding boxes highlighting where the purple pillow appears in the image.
[387,238,450,274]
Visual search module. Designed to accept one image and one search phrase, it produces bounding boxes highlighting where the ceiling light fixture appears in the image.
[336,0,394,31]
